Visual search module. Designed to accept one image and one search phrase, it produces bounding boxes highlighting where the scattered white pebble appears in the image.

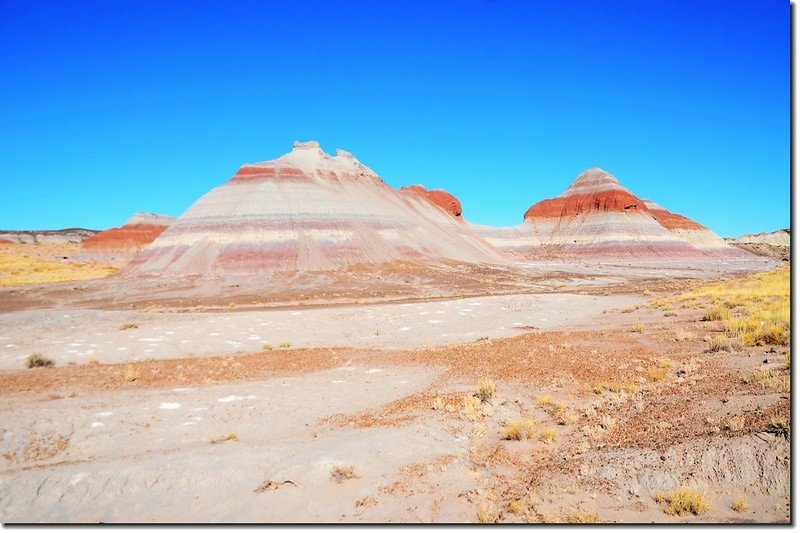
[172,388,193,392]
[95,412,113,417]
[69,472,89,486]
[91,422,105,429]
[139,338,163,342]
[217,395,243,403]
[398,327,411,332]
[366,369,382,374]
[427,320,442,324]
[209,333,220,336]
[159,402,181,410]
[194,407,208,411]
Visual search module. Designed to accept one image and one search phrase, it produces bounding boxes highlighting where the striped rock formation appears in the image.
[81,213,174,264]
[640,199,733,252]
[399,185,463,220]
[125,142,507,276]
[474,168,741,257]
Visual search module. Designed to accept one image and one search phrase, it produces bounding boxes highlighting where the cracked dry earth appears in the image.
[0,277,790,523]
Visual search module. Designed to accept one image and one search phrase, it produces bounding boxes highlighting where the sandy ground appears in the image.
[0,255,789,524]
[0,293,642,370]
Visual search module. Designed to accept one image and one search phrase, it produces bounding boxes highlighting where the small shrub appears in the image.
[702,306,730,322]
[769,417,789,437]
[664,311,677,317]
[707,334,731,352]
[659,486,711,516]
[463,395,483,420]
[501,418,536,440]
[475,378,496,403]
[477,502,495,523]
[26,352,54,368]
[731,497,747,513]
[564,510,599,523]
[119,323,138,330]
[279,341,291,349]
[648,368,668,382]
[331,465,358,484]
[209,432,238,444]
[556,408,579,425]
[630,323,644,333]
[725,416,745,431]
[675,329,695,341]
[535,394,552,405]
[262,343,273,351]
[538,428,557,443]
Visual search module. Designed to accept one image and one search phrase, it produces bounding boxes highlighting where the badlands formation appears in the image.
[0,142,788,524]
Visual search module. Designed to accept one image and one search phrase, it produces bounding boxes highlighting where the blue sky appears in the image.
[0,0,789,236]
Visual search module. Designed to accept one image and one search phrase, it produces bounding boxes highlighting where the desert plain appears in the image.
[0,144,791,524]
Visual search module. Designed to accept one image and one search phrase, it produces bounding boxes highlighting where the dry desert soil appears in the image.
[0,245,790,524]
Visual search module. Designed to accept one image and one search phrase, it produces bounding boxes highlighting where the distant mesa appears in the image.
[725,228,790,261]
[0,228,97,245]
[399,185,463,219]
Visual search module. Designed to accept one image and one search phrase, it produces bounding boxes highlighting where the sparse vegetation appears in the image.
[119,323,138,330]
[25,352,54,368]
[592,382,636,395]
[331,465,359,483]
[731,497,748,513]
[630,323,644,333]
[475,378,496,403]
[0,253,117,286]
[262,343,273,351]
[675,329,695,341]
[477,502,496,523]
[209,432,238,444]
[769,417,789,438]
[500,418,536,440]
[657,486,711,516]
[702,305,730,322]
[279,341,291,349]
[725,416,745,431]
[538,428,557,443]
[463,394,483,420]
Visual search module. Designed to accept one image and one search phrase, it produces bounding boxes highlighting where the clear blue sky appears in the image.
[0,0,789,236]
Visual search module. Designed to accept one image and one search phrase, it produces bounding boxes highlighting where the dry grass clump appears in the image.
[463,394,483,420]
[209,432,238,444]
[500,418,536,440]
[475,378,496,403]
[630,323,644,333]
[701,305,731,322]
[119,323,138,330]
[744,366,790,393]
[731,497,748,513]
[707,334,743,353]
[538,428,557,443]
[26,352,55,368]
[675,329,695,341]
[477,502,496,523]
[769,417,789,438]
[725,416,745,431]
[331,465,359,484]
[279,341,291,349]
[262,343,273,351]
[656,486,711,516]
[592,382,636,395]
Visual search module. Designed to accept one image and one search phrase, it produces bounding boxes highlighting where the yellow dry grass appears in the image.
[0,252,116,286]
[657,486,711,516]
[679,268,789,347]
